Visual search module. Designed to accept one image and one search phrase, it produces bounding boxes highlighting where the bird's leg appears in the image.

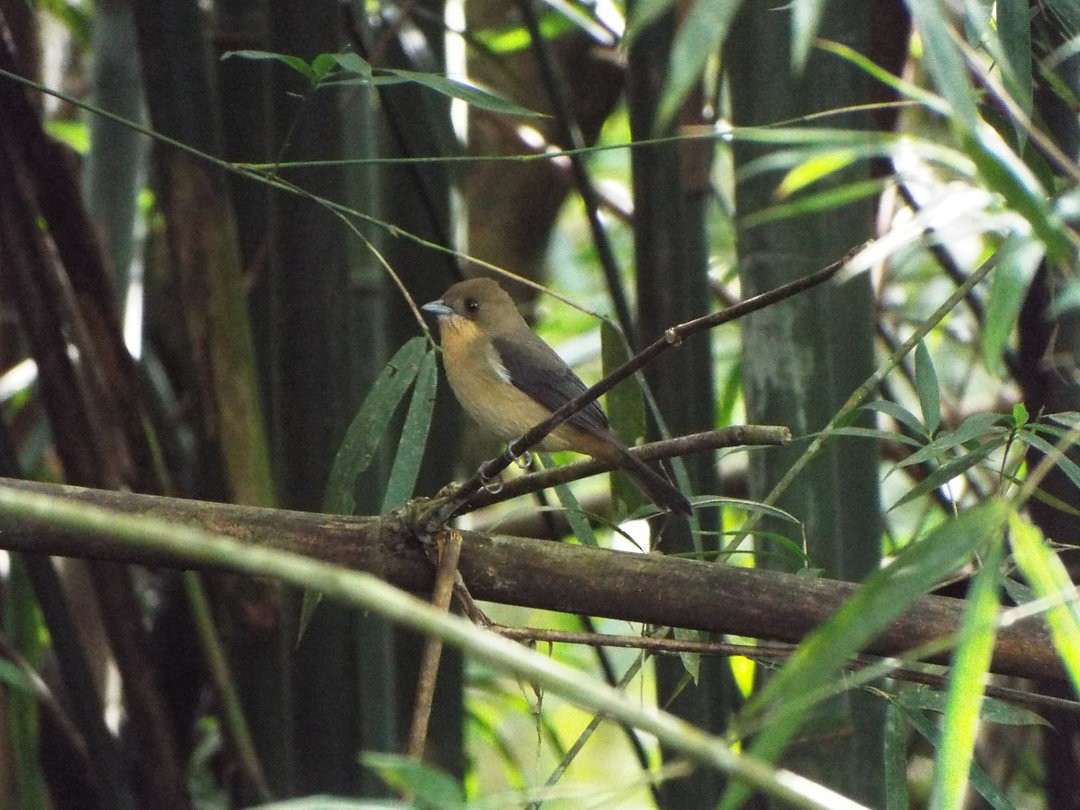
[512,449,534,470]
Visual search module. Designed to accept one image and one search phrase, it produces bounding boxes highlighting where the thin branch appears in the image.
[468,426,790,509]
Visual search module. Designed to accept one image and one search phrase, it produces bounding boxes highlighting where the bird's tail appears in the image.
[615,447,692,515]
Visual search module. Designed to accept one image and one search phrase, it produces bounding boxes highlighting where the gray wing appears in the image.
[492,334,610,437]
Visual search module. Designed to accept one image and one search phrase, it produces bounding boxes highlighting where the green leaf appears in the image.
[914,340,942,436]
[602,321,647,514]
[908,0,979,126]
[360,752,465,810]
[889,435,1006,510]
[790,0,827,72]
[372,69,544,117]
[902,705,1016,810]
[1008,512,1080,694]
[1018,430,1080,493]
[1011,402,1029,430]
[860,399,930,437]
[741,177,889,229]
[624,0,678,46]
[930,540,1003,808]
[883,702,909,810]
[328,52,372,79]
[719,499,1009,810]
[897,688,1049,728]
[775,149,859,199]
[221,50,318,85]
[381,349,438,513]
[542,453,599,548]
[323,337,427,515]
[656,0,743,131]
[893,411,1006,471]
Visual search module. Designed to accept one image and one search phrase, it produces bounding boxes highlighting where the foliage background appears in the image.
[0,0,1078,808]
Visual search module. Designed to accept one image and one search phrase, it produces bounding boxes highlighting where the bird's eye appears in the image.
[464,298,480,314]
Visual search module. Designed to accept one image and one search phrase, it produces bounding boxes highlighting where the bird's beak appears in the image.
[422,299,453,317]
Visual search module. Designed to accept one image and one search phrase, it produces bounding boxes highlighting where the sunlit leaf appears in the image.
[902,704,1016,810]
[775,149,859,199]
[719,499,1009,809]
[930,540,1002,808]
[983,235,1043,373]
[1008,512,1080,694]
[790,0,827,72]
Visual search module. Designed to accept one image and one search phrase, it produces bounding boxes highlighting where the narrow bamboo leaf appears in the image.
[741,177,889,230]
[883,702,909,810]
[775,149,858,198]
[601,321,646,514]
[221,50,317,85]
[656,0,743,130]
[323,336,427,516]
[908,0,979,125]
[542,453,599,548]
[860,399,929,437]
[914,340,942,436]
[376,69,544,117]
[1019,430,1080,493]
[719,499,1009,810]
[983,235,1043,373]
[381,349,438,513]
[1008,512,1080,694]
[980,0,1032,116]
[898,689,1049,728]
[790,0,827,72]
[902,706,1015,810]
[702,497,801,525]
[969,121,1070,264]
[889,436,1006,510]
[826,426,922,448]
[328,51,372,78]
[893,412,1005,470]
[1044,0,1080,33]
[930,540,1003,809]
[817,39,949,114]
[360,752,465,810]
[624,0,679,46]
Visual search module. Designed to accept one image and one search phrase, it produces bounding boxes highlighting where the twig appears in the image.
[496,625,1080,717]
[464,426,789,510]
[406,529,464,759]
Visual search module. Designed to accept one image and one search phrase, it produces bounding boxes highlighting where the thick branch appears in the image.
[0,478,1062,683]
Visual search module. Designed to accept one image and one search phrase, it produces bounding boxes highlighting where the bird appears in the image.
[422,277,691,515]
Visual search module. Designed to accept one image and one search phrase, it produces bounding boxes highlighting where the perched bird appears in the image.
[422,277,691,515]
